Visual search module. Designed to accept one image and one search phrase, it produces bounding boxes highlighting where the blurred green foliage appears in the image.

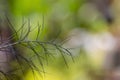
[5,0,110,80]
[8,0,108,33]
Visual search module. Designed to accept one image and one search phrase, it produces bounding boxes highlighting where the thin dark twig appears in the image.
[5,16,19,40]
[36,23,41,40]
[54,44,69,68]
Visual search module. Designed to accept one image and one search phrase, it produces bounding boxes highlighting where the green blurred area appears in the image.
[5,0,117,80]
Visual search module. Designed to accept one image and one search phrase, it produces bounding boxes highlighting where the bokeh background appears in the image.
[1,0,120,80]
